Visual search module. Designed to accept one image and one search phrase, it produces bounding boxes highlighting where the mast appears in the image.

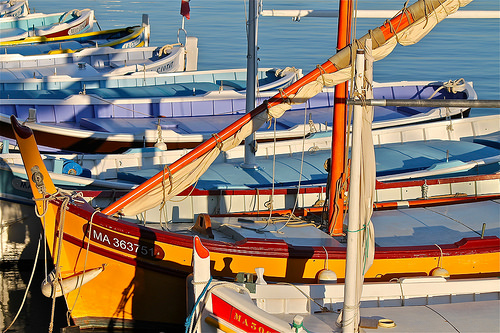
[342,49,365,333]
[328,0,352,236]
[242,0,259,169]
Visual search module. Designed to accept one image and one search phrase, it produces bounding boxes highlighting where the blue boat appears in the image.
[0,79,476,153]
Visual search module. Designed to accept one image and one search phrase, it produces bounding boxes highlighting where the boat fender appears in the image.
[316,269,337,284]
[41,265,105,298]
[430,267,450,278]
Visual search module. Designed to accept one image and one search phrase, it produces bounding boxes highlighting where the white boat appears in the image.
[0,38,199,76]
[1,115,498,264]
[0,79,475,153]
[0,8,94,42]
[187,235,500,333]
[0,0,29,18]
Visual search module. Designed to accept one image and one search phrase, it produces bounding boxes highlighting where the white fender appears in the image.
[41,265,105,298]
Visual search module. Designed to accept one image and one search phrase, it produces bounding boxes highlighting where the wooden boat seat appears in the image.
[209,216,343,247]
[473,133,500,149]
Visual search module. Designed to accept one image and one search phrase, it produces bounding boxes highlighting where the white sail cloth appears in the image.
[268,0,472,118]
[116,0,472,217]
[119,112,269,216]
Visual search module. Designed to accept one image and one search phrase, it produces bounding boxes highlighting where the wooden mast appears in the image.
[328,0,352,236]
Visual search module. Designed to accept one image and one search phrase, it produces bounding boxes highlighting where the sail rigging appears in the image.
[101,0,472,217]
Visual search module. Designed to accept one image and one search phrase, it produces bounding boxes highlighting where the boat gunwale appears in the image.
[49,195,500,262]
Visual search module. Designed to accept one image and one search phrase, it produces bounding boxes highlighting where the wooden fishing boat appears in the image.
[0,38,199,76]
[187,236,500,333]
[1,115,499,263]
[0,13,148,49]
[9,0,498,330]
[1,114,499,208]
[9,115,500,330]
[0,0,29,18]
[0,79,474,153]
[0,8,93,42]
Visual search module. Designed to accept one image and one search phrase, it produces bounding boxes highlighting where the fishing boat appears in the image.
[1,114,499,263]
[0,13,149,49]
[0,8,93,42]
[1,113,499,208]
[7,0,499,330]
[0,39,199,76]
[186,236,500,333]
[0,79,474,153]
[0,0,29,18]
[9,114,500,330]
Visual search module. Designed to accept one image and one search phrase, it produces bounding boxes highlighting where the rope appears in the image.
[86,94,155,118]
[293,319,312,333]
[186,281,251,333]
[277,282,333,313]
[157,43,182,57]
[67,208,101,324]
[2,235,42,333]
[211,133,224,150]
[277,100,309,232]
[48,192,71,333]
[184,276,213,333]
[435,243,444,268]
[428,78,466,99]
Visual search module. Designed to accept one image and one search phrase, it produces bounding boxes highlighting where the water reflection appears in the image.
[0,262,69,333]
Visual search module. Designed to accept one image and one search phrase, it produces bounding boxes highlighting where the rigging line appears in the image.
[260,117,278,230]
[277,282,333,313]
[87,94,155,118]
[49,192,71,333]
[423,206,482,236]
[67,206,100,323]
[277,97,309,232]
[424,305,460,333]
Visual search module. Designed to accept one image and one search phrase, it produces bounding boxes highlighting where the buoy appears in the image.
[317,269,337,284]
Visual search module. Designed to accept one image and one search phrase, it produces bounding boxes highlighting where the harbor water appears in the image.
[1,0,498,332]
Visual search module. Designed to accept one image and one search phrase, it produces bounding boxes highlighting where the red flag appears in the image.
[180,0,190,19]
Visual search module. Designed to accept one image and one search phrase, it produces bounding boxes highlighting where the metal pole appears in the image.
[242,0,259,169]
[347,99,500,108]
[260,9,500,19]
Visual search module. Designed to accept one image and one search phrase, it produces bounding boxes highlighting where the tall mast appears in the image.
[242,0,259,169]
[328,0,352,236]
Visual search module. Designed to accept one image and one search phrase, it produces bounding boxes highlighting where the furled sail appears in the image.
[101,0,472,217]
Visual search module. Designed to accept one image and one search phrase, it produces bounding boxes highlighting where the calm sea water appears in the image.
[1,0,499,332]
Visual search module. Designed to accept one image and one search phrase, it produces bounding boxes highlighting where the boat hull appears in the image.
[0,80,475,153]
[34,196,499,328]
